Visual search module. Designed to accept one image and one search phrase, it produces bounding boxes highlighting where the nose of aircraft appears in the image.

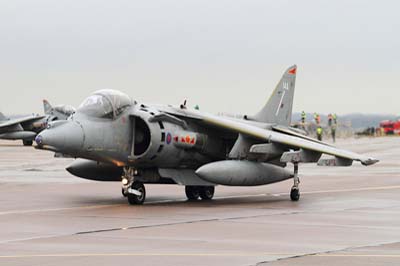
[35,120,84,154]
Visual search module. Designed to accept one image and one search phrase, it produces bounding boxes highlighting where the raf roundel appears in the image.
[166,132,172,144]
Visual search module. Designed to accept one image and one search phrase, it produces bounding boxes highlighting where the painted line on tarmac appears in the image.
[272,185,400,196]
[0,204,125,216]
[0,253,304,258]
[315,254,400,257]
[1,253,400,259]
[1,184,400,216]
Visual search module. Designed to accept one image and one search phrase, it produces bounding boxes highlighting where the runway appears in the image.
[0,137,399,266]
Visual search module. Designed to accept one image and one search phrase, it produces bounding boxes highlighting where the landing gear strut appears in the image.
[122,167,146,205]
[290,163,300,201]
[22,140,33,146]
[185,186,215,201]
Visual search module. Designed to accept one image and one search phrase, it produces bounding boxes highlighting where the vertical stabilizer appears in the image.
[43,99,53,115]
[0,112,6,121]
[253,65,297,126]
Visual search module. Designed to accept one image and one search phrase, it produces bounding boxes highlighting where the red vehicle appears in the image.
[380,120,400,135]
[395,120,400,135]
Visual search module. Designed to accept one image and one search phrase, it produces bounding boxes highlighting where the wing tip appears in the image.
[361,158,379,166]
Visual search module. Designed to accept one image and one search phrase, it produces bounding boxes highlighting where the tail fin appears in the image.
[253,65,297,126]
[0,112,6,121]
[43,99,53,115]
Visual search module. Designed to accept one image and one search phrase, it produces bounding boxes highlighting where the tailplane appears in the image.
[253,65,297,126]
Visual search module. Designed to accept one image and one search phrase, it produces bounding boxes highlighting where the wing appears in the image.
[157,106,378,166]
[0,115,45,129]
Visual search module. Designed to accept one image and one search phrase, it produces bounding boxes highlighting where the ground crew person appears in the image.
[314,113,321,125]
[317,126,323,141]
[331,123,336,143]
[333,113,337,124]
[301,111,306,124]
[328,113,333,127]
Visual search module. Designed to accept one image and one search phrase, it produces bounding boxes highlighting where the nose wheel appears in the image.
[290,163,300,201]
[127,181,146,205]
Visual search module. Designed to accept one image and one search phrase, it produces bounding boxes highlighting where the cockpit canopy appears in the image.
[77,89,133,119]
[53,105,76,116]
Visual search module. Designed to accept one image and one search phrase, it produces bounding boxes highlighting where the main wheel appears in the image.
[23,140,33,146]
[127,182,146,205]
[199,186,215,200]
[290,187,300,201]
[185,186,200,200]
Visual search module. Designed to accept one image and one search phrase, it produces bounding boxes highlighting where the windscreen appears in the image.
[77,90,132,119]
[78,95,114,118]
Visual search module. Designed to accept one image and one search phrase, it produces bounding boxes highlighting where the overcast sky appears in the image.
[0,0,399,116]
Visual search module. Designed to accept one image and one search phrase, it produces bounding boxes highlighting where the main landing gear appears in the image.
[22,140,33,146]
[290,162,300,201]
[185,186,215,201]
[121,167,216,205]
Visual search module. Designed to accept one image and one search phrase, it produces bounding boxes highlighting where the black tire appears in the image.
[199,186,215,200]
[122,188,127,197]
[185,186,200,200]
[23,140,33,146]
[290,187,300,201]
[127,182,146,205]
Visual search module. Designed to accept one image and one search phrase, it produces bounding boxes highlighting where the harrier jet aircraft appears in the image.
[35,65,378,204]
[0,100,75,145]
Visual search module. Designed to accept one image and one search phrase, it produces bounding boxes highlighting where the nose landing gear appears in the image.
[122,167,146,205]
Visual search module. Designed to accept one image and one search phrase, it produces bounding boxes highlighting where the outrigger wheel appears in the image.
[290,187,300,201]
[290,162,300,201]
[127,181,146,205]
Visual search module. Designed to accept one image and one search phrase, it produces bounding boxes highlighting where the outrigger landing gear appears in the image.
[122,167,146,205]
[290,163,300,201]
[185,186,215,201]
